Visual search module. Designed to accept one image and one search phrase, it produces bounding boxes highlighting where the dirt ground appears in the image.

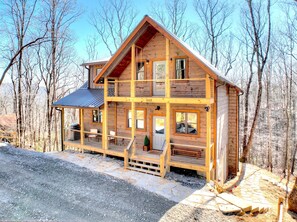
[0,144,235,222]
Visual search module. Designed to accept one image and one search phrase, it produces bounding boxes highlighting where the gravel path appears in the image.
[0,144,237,222]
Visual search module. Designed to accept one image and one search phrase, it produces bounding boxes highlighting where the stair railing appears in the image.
[124,136,135,169]
[159,140,168,178]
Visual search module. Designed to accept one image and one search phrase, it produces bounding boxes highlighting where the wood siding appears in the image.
[228,87,239,175]
[117,32,207,98]
[216,86,229,182]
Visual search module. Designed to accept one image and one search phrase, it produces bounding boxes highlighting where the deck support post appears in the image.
[205,74,212,182]
[61,108,65,151]
[80,108,84,153]
[131,102,136,155]
[103,77,108,157]
[165,38,170,98]
[166,102,171,173]
[131,44,136,156]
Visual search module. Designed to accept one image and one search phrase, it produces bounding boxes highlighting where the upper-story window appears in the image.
[136,62,145,80]
[96,68,102,76]
[175,58,186,79]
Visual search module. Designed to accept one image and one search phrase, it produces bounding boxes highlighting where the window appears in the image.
[175,58,186,79]
[96,68,102,76]
[92,110,103,123]
[136,62,145,80]
[127,109,145,130]
[175,111,198,135]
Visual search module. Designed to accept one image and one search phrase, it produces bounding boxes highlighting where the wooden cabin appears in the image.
[53,16,242,182]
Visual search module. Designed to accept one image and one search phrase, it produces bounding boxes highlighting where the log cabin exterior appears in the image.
[53,16,242,182]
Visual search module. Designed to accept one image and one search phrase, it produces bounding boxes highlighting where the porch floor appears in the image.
[64,139,206,172]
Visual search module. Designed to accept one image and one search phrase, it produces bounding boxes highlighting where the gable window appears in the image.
[92,110,103,123]
[127,109,146,130]
[175,111,199,135]
[136,62,145,80]
[175,58,186,79]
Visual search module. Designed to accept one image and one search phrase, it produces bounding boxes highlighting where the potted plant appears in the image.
[143,135,150,151]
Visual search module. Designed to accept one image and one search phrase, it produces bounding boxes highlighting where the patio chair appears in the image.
[87,129,99,142]
[108,130,116,144]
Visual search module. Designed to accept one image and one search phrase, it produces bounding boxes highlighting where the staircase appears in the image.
[128,156,162,176]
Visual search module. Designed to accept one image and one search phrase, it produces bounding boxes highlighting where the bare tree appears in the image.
[193,0,233,67]
[240,0,271,162]
[150,0,193,41]
[38,0,80,152]
[90,0,137,56]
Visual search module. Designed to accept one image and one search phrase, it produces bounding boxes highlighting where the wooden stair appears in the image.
[128,157,161,176]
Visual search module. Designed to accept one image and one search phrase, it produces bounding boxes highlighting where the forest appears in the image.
[0,0,296,179]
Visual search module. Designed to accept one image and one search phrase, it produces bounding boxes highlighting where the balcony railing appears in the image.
[107,77,208,98]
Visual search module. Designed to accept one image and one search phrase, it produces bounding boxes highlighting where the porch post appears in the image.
[103,77,108,156]
[131,44,136,155]
[131,44,136,98]
[80,108,84,153]
[165,38,170,98]
[131,102,136,155]
[166,102,171,172]
[205,74,212,182]
[61,107,65,151]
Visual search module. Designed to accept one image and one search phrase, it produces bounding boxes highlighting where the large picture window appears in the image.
[127,109,146,130]
[175,58,186,79]
[136,62,145,80]
[175,111,198,135]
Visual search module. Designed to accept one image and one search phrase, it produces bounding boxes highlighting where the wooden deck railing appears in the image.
[107,77,207,98]
[160,141,168,177]
[124,136,135,169]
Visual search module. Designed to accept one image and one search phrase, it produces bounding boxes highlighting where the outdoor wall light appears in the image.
[204,106,210,112]
[155,106,160,110]
[146,59,149,64]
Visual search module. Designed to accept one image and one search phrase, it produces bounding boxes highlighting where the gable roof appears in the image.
[94,15,242,92]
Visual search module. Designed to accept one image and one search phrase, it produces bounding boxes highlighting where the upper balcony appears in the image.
[106,75,214,105]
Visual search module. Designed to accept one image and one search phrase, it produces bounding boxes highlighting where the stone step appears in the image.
[218,193,252,212]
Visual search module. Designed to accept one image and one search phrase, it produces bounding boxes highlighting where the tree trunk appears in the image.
[288,177,297,213]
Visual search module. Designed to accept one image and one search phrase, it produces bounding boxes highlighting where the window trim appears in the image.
[125,108,147,131]
[174,110,200,137]
[174,56,189,80]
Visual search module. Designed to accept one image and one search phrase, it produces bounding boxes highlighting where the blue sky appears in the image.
[72,0,199,61]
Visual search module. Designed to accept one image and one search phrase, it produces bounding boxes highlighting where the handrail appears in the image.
[160,140,168,178]
[125,136,135,151]
[124,136,135,169]
[109,77,206,83]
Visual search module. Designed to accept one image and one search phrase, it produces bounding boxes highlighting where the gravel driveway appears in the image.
[0,144,237,222]
[0,145,175,221]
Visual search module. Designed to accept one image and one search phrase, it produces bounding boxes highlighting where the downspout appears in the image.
[55,107,64,151]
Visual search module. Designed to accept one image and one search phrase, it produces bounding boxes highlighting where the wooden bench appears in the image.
[171,146,202,159]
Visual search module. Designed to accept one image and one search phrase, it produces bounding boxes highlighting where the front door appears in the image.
[153,116,166,150]
[153,61,166,96]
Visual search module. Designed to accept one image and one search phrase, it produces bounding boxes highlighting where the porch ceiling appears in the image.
[109,24,158,78]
